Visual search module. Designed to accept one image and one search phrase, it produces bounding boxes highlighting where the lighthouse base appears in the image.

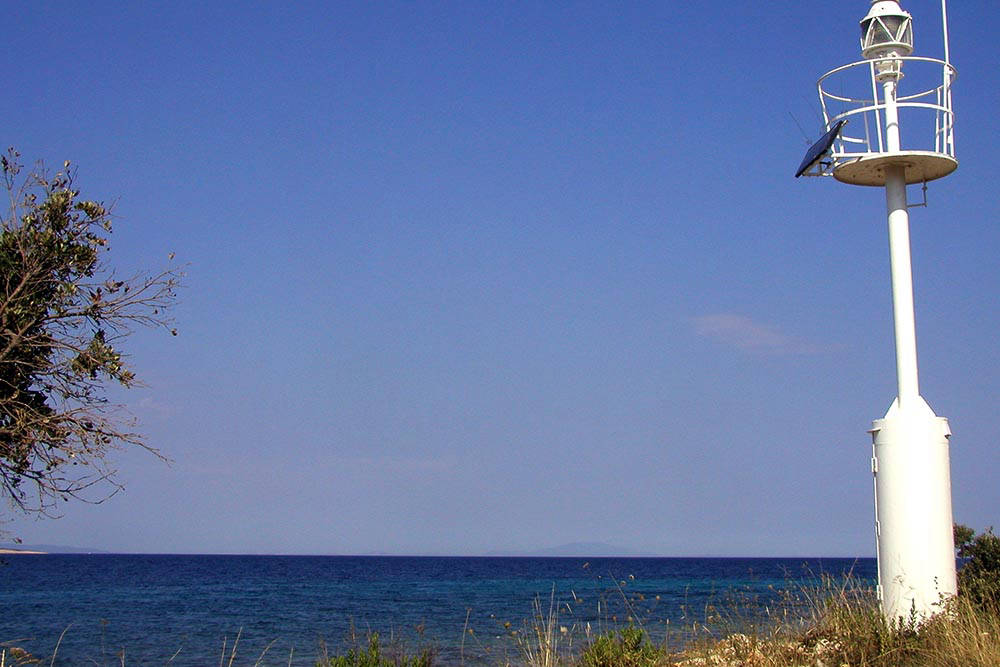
[870,397,957,623]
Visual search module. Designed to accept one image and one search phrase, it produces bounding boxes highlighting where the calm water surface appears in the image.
[0,555,875,666]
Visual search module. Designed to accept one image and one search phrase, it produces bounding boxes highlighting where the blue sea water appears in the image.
[0,555,875,666]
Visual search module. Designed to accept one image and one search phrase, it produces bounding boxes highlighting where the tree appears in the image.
[954,523,1000,610]
[1,148,181,519]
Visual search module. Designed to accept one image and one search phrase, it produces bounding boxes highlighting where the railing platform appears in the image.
[833,150,957,186]
[803,56,957,187]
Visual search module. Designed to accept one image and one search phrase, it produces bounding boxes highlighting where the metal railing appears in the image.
[814,56,956,173]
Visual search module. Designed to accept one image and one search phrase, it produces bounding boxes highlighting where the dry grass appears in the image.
[515,588,577,667]
[665,577,1000,667]
[505,574,1000,666]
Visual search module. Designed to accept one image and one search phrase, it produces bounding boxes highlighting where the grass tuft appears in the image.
[317,632,433,667]
[516,588,570,667]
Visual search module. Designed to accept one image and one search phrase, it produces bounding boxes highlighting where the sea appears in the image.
[0,554,876,666]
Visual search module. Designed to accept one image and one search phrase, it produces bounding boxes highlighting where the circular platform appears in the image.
[833,151,958,186]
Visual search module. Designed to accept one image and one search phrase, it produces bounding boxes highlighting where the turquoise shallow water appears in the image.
[0,554,875,665]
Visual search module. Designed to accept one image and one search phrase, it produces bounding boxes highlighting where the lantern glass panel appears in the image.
[901,22,913,46]
[882,15,904,37]
[862,19,889,48]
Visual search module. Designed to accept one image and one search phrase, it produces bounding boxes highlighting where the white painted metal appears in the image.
[871,397,957,621]
[866,3,958,624]
[884,163,920,407]
[940,0,955,156]
[874,145,958,622]
[799,55,957,183]
[941,0,951,66]
[801,0,960,624]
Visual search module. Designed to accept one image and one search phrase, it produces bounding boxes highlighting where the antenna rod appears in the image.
[941,0,951,65]
[941,0,954,155]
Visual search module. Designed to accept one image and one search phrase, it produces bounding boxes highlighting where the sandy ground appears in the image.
[0,548,45,554]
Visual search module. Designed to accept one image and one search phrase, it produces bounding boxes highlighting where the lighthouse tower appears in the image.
[796,1,959,622]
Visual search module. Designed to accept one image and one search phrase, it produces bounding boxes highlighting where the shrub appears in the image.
[318,633,433,667]
[955,524,1000,610]
[579,626,662,667]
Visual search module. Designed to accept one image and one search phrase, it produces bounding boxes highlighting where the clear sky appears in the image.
[5,1,999,556]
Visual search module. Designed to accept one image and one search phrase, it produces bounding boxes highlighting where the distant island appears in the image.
[0,543,104,554]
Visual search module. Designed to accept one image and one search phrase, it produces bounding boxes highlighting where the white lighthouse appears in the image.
[796,1,958,622]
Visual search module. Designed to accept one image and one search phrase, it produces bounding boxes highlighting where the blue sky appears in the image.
[5,1,999,556]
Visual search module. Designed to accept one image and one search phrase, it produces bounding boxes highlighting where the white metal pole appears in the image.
[871,70,957,623]
[882,79,920,407]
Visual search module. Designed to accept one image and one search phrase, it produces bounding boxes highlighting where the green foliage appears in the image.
[579,626,661,667]
[955,523,976,551]
[0,148,181,518]
[318,633,433,667]
[955,523,1000,610]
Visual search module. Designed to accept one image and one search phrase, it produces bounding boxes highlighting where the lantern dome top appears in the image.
[861,0,914,60]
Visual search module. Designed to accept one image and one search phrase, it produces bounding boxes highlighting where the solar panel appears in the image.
[795,119,848,178]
